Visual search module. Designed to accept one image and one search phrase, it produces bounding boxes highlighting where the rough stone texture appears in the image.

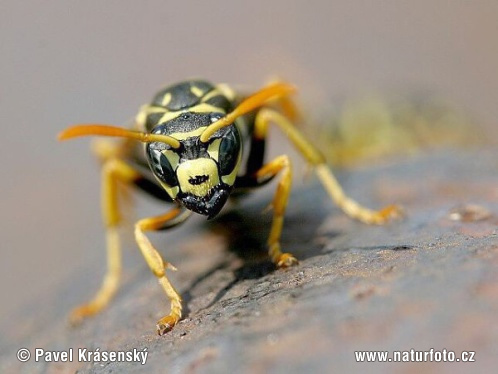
[1,149,497,374]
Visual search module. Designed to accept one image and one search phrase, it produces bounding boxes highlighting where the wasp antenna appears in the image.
[200,82,296,142]
[58,124,181,149]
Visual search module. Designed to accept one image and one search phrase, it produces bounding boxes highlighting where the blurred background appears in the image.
[1,1,497,321]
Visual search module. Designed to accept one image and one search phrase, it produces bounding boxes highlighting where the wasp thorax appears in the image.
[176,158,220,198]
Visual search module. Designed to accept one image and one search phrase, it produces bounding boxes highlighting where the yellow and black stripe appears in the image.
[136,80,235,133]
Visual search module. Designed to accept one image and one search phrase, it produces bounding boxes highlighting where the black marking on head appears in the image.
[188,175,209,185]
[152,80,215,111]
[178,137,210,161]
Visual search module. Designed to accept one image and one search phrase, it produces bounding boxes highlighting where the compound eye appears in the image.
[218,128,241,176]
[146,145,179,187]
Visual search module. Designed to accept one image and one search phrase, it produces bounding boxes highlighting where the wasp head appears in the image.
[146,113,242,219]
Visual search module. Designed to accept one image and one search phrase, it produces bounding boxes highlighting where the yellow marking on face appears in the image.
[159,181,179,199]
[161,92,172,106]
[176,158,220,197]
[163,149,180,169]
[221,147,242,186]
[207,138,222,161]
[150,150,180,199]
[190,85,204,97]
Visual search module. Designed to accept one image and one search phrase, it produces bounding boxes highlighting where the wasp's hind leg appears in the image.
[253,108,402,224]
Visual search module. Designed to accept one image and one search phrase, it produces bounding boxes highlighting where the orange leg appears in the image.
[134,208,191,335]
[255,155,298,268]
[254,108,402,224]
[70,158,140,324]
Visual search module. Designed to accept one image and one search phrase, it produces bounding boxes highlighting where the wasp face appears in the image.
[146,118,242,219]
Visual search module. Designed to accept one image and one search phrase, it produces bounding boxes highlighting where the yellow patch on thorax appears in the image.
[190,85,204,97]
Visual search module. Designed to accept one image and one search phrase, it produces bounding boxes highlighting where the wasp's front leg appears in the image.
[238,155,298,268]
[69,158,140,325]
[258,155,298,267]
[134,207,191,335]
[69,156,178,326]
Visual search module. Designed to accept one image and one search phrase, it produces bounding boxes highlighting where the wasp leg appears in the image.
[134,208,191,335]
[69,159,140,324]
[70,158,174,325]
[250,155,298,268]
[254,109,401,224]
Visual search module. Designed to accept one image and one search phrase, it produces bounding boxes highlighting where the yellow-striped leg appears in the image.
[70,158,140,325]
[254,108,401,224]
[255,155,298,268]
[134,208,191,335]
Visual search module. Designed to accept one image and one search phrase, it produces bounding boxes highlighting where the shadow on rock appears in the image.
[181,184,338,316]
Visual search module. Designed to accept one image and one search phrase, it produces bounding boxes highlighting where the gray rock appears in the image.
[2,149,497,374]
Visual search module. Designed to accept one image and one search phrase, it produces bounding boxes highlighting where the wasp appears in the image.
[58,80,400,335]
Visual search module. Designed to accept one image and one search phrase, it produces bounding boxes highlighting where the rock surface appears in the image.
[1,149,497,374]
